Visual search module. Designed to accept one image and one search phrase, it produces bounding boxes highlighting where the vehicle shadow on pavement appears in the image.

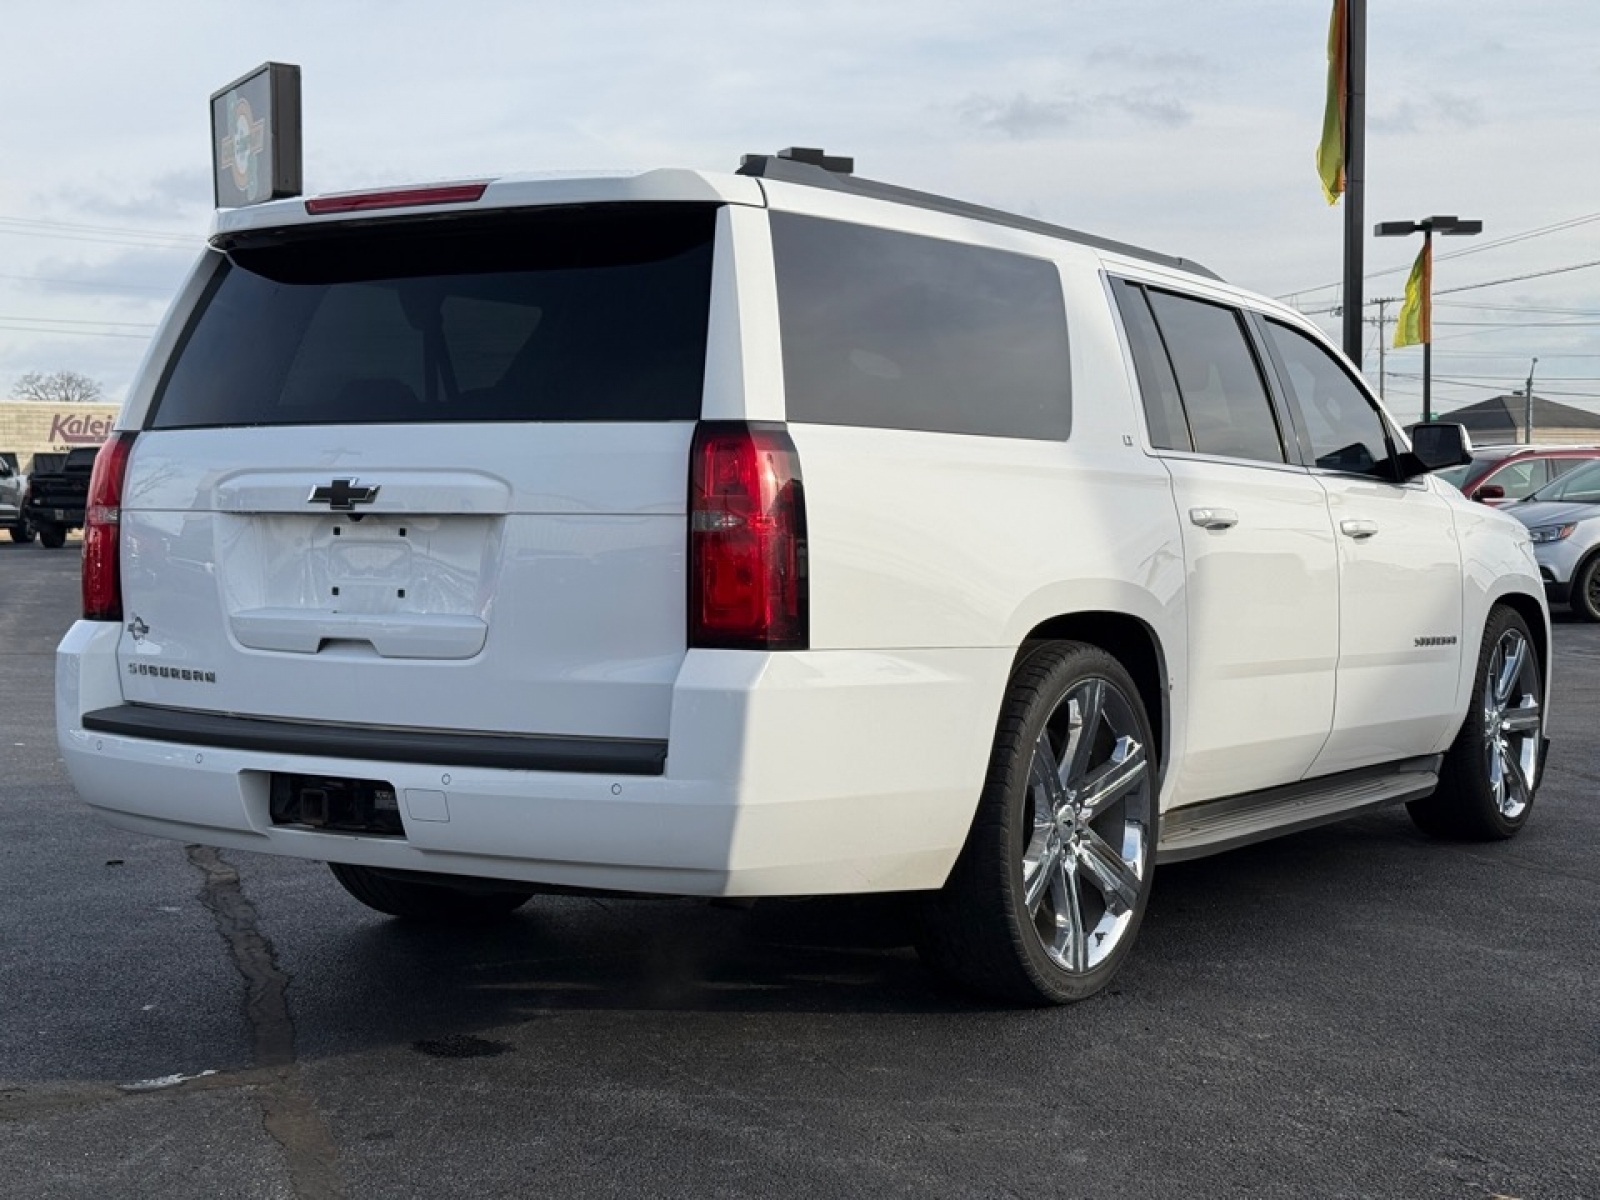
[280,805,1443,1050]
[299,891,981,1040]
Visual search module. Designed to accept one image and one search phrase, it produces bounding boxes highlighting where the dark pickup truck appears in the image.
[23,446,100,548]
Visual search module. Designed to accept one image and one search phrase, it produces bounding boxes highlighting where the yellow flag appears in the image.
[1316,0,1347,205]
[1394,241,1433,348]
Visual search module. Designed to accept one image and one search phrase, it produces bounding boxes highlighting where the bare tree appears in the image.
[13,370,105,404]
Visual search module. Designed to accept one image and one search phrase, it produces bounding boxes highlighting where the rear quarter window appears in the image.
[149,205,717,429]
[771,213,1071,440]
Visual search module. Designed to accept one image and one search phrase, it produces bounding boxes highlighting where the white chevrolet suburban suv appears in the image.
[57,149,1550,1005]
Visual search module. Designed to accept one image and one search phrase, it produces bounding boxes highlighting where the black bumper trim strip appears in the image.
[81,705,667,776]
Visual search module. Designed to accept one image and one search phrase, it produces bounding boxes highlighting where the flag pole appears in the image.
[1342,0,1366,366]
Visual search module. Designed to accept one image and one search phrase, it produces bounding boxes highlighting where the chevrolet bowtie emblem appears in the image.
[308,478,379,510]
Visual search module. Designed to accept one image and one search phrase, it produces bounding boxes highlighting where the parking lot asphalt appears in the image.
[1,538,1597,1200]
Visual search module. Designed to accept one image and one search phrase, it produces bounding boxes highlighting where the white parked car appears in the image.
[1504,457,1600,621]
[56,150,1551,1004]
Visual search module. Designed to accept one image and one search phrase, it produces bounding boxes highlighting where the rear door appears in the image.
[1113,281,1340,805]
[118,204,719,742]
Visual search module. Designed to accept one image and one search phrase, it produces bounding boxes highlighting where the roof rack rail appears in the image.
[736,151,1221,282]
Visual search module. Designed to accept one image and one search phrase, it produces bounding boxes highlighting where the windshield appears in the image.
[1435,463,1475,488]
[1526,458,1600,503]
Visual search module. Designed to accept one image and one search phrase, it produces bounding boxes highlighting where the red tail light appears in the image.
[304,182,489,215]
[689,422,808,650]
[82,431,137,621]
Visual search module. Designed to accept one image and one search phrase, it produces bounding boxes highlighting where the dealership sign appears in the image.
[210,63,303,208]
[50,411,114,445]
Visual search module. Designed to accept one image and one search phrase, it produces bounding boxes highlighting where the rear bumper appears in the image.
[25,502,84,526]
[57,621,1008,896]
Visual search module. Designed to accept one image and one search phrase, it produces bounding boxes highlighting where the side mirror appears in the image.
[1404,422,1473,473]
[1472,483,1505,503]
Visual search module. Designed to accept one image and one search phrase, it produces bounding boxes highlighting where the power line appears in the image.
[1436,258,1600,296]
[0,215,199,243]
[0,322,153,340]
[1432,319,1600,327]
[1436,301,1600,316]
[0,314,158,329]
[1432,351,1600,360]
[0,271,175,294]
[1277,210,1600,299]
[1291,258,1600,319]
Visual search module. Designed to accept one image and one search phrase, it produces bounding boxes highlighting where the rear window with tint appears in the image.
[150,206,717,428]
[771,213,1071,440]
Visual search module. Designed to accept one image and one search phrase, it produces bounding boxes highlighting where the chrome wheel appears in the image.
[1481,627,1541,821]
[1020,676,1153,974]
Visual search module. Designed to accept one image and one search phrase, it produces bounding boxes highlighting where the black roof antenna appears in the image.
[740,146,854,176]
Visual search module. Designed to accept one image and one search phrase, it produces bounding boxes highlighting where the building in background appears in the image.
[1438,394,1600,447]
[0,401,120,472]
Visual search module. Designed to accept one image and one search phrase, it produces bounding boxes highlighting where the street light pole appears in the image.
[1374,215,1483,424]
[1342,0,1367,367]
[1422,225,1434,421]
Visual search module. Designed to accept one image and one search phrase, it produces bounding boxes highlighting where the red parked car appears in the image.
[1435,444,1600,505]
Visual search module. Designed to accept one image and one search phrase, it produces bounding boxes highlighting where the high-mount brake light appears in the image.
[82,431,137,622]
[304,182,489,215]
[689,422,808,651]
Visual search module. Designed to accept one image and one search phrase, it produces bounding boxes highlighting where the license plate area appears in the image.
[269,773,405,837]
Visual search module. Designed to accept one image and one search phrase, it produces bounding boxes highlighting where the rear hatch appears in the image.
[118,203,717,742]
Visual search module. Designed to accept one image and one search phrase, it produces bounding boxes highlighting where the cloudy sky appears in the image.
[2,0,1596,419]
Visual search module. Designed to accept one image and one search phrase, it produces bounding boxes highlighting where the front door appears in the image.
[1257,317,1465,776]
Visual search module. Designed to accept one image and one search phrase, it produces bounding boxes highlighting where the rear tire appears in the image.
[917,642,1158,1006]
[328,863,535,921]
[6,521,34,544]
[36,522,66,549]
[1408,607,1543,840]
[1569,555,1600,623]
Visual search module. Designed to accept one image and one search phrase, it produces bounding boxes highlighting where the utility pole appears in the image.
[1524,357,1538,444]
[1363,297,1399,401]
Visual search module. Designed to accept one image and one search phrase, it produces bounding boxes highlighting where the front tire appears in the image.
[1569,555,1600,623]
[917,642,1158,1006]
[328,863,535,921]
[6,520,34,544]
[35,522,66,549]
[1408,607,1543,840]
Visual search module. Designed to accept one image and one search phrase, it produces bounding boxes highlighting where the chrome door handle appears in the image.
[1189,507,1239,531]
[1340,519,1379,540]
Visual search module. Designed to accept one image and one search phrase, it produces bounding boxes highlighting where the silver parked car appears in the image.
[1506,458,1600,620]
[0,455,34,543]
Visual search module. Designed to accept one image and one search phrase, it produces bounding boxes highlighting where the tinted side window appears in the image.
[151,206,716,429]
[1263,319,1391,477]
[1483,459,1548,499]
[1112,280,1192,452]
[771,213,1071,440]
[1540,461,1600,504]
[1549,457,1592,479]
[1146,291,1284,464]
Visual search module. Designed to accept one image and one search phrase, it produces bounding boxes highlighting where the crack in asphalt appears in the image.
[187,845,344,1200]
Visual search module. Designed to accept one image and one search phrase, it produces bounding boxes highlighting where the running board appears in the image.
[1157,755,1443,864]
